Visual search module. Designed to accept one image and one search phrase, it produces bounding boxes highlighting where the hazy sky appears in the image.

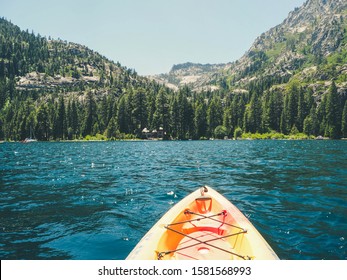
[1,0,306,75]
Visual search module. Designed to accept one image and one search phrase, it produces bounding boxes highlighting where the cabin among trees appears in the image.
[142,127,165,139]
[1,18,347,141]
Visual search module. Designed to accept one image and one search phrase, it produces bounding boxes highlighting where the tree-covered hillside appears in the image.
[0,9,346,141]
[0,17,170,140]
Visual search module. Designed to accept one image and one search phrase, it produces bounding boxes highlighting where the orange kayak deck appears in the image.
[126,186,279,260]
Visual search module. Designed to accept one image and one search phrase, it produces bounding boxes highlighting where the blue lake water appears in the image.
[0,140,346,260]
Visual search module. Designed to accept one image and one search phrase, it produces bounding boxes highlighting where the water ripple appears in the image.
[0,140,346,260]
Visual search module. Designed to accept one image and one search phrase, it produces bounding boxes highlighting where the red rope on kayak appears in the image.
[161,226,248,260]
[157,210,250,260]
[167,212,222,226]
[185,210,245,231]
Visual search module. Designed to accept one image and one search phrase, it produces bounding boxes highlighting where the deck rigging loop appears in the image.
[200,186,208,196]
[196,186,212,213]
[157,210,249,260]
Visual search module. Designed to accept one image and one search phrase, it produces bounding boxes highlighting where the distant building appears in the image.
[142,127,165,139]
[158,127,164,139]
[142,128,151,139]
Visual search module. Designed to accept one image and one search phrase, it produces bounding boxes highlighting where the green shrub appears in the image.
[214,125,228,139]
[234,127,243,139]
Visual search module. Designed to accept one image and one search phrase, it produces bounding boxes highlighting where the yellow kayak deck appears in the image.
[126,186,279,260]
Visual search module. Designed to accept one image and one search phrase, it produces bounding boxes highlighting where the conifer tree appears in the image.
[56,96,66,139]
[125,89,134,134]
[244,91,262,133]
[69,98,79,139]
[194,97,207,139]
[132,89,148,136]
[169,94,180,139]
[106,117,118,139]
[303,106,318,136]
[207,96,223,137]
[99,95,109,133]
[175,89,193,139]
[153,88,169,133]
[82,91,97,137]
[117,95,128,134]
[36,103,50,140]
[147,90,156,130]
[296,88,306,132]
[324,81,341,139]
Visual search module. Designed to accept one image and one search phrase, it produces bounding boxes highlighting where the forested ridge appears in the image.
[0,17,346,141]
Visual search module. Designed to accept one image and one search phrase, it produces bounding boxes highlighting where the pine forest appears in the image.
[0,17,346,141]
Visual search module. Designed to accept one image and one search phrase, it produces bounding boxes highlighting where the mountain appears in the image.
[0,17,148,94]
[222,0,347,89]
[153,0,347,94]
[150,62,230,92]
[1,2,346,141]
[0,17,169,141]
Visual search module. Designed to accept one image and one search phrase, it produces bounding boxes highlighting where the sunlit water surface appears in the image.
[0,140,346,260]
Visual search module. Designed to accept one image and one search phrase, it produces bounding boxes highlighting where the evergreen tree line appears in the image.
[1,79,346,141]
[1,17,346,141]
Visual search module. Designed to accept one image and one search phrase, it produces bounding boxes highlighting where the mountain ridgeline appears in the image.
[1,0,347,141]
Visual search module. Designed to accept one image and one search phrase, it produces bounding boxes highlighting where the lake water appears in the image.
[0,140,346,260]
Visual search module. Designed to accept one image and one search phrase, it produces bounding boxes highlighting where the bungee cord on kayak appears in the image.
[157,209,249,260]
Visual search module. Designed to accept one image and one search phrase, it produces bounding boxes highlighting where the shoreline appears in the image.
[2,137,346,143]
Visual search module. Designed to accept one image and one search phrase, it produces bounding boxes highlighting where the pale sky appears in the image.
[1,0,306,75]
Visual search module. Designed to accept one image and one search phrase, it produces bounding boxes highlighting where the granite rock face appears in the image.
[152,0,347,92]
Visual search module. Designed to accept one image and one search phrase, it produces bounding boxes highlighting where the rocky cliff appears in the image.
[152,0,347,92]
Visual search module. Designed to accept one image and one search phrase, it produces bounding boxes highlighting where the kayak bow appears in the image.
[126,186,279,260]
